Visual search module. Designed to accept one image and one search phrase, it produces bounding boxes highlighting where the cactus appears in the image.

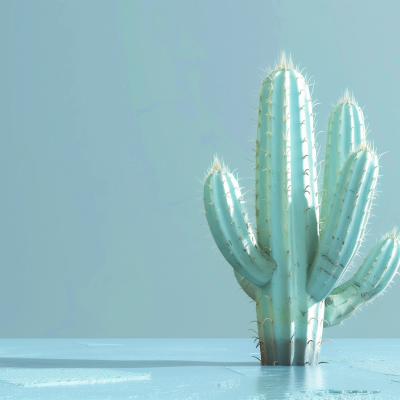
[200,53,400,366]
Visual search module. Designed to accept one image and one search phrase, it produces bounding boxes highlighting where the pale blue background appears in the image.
[0,0,399,339]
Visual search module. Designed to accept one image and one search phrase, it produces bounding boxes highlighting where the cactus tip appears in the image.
[355,139,379,159]
[382,226,399,241]
[275,50,294,70]
[337,88,359,107]
[264,51,298,77]
[206,154,230,176]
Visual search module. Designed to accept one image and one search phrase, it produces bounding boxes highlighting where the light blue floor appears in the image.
[0,338,399,399]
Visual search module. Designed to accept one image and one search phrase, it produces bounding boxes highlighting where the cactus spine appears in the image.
[201,53,400,366]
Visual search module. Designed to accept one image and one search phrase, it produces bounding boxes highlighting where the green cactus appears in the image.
[201,53,400,366]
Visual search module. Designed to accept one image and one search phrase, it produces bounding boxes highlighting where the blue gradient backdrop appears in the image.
[0,0,399,338]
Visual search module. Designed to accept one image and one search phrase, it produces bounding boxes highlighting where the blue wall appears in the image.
[0,0,399,338]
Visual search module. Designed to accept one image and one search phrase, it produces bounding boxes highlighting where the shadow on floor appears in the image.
[0,358,261,369]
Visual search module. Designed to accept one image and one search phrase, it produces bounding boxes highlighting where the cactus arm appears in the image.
[203,159,277,287]
[319,94,366,235]
[234,269,256,301]
[307,145,379,302]
[323,231,400,327]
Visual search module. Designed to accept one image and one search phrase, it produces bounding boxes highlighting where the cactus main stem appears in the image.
[255,282,325,365]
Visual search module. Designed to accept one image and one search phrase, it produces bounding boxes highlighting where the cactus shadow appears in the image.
[0,358,260,369]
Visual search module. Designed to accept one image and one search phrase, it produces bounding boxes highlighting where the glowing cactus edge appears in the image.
[200,53,400,366]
